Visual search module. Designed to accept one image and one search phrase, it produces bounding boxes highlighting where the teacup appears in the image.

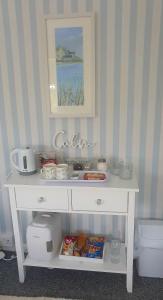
[56,164,68,180]
[41,163,56,179]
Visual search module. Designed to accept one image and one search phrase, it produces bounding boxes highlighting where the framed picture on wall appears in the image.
[45,15,95,118]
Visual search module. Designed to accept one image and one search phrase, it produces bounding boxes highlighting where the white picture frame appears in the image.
[45,15,95,118]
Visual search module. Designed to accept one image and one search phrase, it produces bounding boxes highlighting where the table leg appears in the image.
[125,216,128,247]
[126,192,135,293]
[9,187,26,283]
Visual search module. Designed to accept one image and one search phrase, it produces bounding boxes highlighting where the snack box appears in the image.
[59,236,106,264]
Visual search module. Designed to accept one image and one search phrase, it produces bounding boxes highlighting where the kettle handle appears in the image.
[10,149,20,171]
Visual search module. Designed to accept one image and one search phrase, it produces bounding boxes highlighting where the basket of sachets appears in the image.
[59,233,105,263]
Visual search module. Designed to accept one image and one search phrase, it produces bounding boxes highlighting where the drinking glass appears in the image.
[110,239,121,264]
[119,161,133,180]
[109,158,120,176]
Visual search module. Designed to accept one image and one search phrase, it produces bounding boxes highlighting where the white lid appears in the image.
[32,213,54,227]
[138,219,163,240]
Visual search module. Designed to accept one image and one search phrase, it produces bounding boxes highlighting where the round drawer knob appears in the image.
[96,199,103,205]
[38,196,46,203]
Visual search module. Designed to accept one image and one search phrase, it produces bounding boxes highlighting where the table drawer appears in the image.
[71,189,128,213]
[15,187,69,210]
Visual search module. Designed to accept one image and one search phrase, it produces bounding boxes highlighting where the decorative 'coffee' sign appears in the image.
[53,131,96,150]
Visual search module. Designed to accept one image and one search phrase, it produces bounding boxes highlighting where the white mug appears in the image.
[41,163,56,179]
[56,164,68,180]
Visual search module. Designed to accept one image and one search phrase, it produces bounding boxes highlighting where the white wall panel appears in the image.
[0,0,162,239]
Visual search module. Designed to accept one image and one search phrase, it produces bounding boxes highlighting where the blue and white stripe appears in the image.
[0,0,162,239]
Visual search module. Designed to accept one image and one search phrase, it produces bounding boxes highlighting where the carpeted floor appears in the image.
[0,258,163,300]
[0,298,75,300]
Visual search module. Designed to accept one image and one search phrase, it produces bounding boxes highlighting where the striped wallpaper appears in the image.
[0,0,163,241]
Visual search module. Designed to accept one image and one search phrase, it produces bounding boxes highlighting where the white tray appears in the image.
[59,241,106,264]
[40,171,109,184]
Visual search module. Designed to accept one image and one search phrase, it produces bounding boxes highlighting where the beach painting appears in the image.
[55,27,84,106]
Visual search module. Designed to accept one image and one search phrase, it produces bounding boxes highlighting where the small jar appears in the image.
[97,158,107,171]
[73,162,83,171]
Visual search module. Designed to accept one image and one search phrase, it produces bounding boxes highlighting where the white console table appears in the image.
[5,173,139,293]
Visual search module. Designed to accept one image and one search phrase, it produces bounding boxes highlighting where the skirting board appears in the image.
[0,297,77,300]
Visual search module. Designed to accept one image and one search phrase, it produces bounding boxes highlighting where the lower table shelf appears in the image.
[23,243,127,274]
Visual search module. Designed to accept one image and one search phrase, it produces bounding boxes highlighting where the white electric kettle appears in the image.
[10,147,37,175]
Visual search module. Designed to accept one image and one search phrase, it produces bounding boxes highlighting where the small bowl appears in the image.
[70,173,79,180]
